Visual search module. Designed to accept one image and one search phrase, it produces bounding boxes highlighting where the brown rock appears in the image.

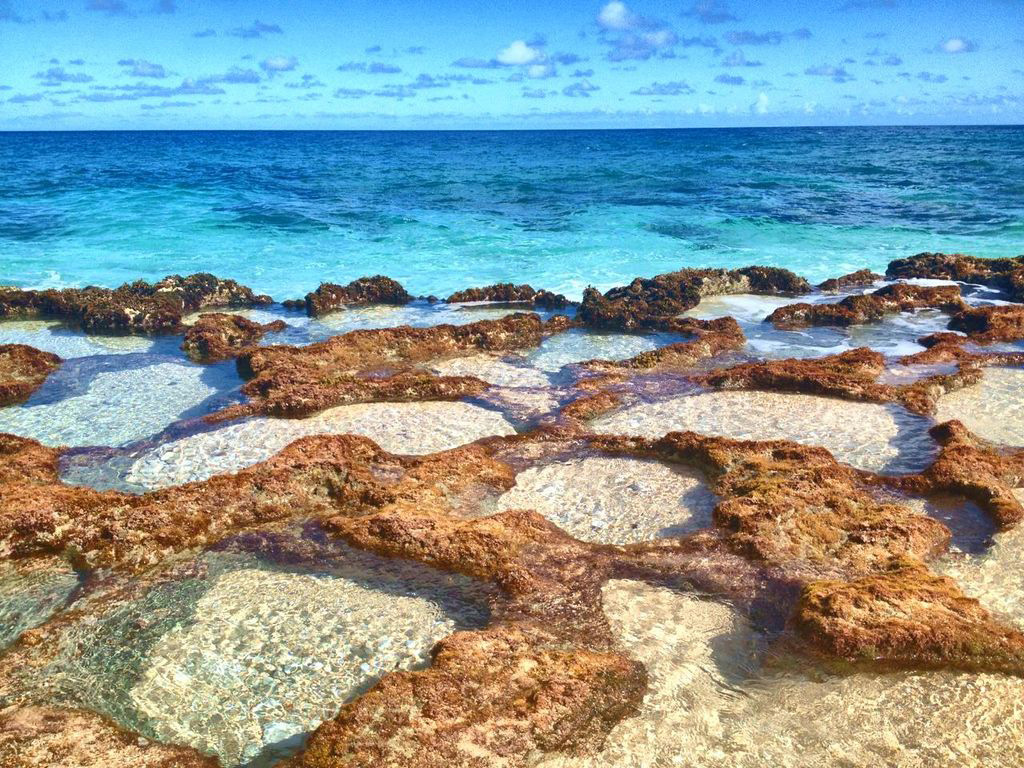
[0,344,61,406]
[0,274,271,334]
[817,269,883,293]
[0,705,219,768]
[219,312,549,419]
[579,266,810,332]
[767,283,966,329]
[181,313,288,363]
[446,283,572,309]
[283,625,646,768]
[794,563,1024,673]
[886,252,1024,302]
[304,276,412,317]
[948,304,1024,343]
[583,316,746,374]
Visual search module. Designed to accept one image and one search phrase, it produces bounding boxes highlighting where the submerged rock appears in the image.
[0,274,271,334]
[303,276,413,317]
[767,283,966,329]
[0,344,61,406]
[886,252,1024,302]
[947,304,1024,343]
[181,313,288,363]
[0,706,219,768]
[579,266,810,332]
[934,367,1024,448]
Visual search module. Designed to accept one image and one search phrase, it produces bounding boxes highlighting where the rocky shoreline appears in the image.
[1,251,1023,767]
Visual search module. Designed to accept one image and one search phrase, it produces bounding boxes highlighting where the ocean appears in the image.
[2,126,1022,298]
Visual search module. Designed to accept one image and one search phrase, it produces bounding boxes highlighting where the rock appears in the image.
[0,274,271,334]
[767,283,966,329]
[304,277,412,317]
[445,283,572,309]
[578,266,810,332]
[0,705,219,768]
[795,562,1024,673]
[181,313,288,363]
[948,305,1024,343]
[583,317,745,374]
[0,344,61,406]
[281,625,646,768]
[219,312,550,419]
[818,269,883,293]
[886,252,1024,302]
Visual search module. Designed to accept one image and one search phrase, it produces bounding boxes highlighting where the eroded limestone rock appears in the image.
[0,344,61,406]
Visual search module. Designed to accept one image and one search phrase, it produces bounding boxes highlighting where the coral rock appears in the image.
[795,563,1024,673]
[886,252,1024,302]
[0,344,61,406]
[579,266,810,332]
[446,283,572,309]
[818,269,883,293]
[303,276,412,317]
[767,283,966,329]
[0,706,219,768]
[182,313,288,363]
[948,305,1024,343]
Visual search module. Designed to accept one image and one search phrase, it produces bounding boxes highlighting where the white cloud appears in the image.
[527,63,556,79]
[752,91,770,114]
[939,37,978,54]
[497,40,543,66]
[598,1,631,30]
[260,56,298,76]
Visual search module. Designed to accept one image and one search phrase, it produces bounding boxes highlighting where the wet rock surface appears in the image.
[2,261,1024,767]
[302,277,413,317]
[182,313,288,363]
[445,283,572,309]
[0,274,271,334]
[886,252,1024,301]
[0,344,61,407]
[767,283,966,329]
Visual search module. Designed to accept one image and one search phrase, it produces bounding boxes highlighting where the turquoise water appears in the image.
[2,127,1022,298]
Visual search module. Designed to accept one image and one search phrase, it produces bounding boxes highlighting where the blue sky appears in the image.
[1,0,1022,129]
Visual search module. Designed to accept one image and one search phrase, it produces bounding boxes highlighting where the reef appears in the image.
[0,706,219,768]
[213,312,559,420]
[297,277,413,317]
[0,345,61,407]
[0,274,271,334]
[886,252,1024,302]
[817,269,883,293]
[766,283,966,329]
[182,313,288,363]
[445,283,572,310]
[947,304,1024,343]
[578,266,810,331]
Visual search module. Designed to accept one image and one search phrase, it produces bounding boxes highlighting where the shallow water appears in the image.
[0,319,163,358]
[495,457,716,545]
[83,401,516,491]
[590,390,937,474]
[542,579,1024,768]
[0,355,242,447]
[0,558,80,650]
[6,542,491,767]
[934,367,1024,447]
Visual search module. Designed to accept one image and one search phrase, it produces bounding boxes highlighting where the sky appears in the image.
[1,0,1022,130]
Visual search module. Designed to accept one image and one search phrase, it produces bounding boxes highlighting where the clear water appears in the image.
[2,127,1023,299]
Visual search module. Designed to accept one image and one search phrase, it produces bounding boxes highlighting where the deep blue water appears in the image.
[1,127,1022,299]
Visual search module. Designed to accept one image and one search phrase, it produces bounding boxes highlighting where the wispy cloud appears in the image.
[563,79,599,97]
[805,63,855,83]
[34,67,94,86]
[193,28,216,38]
[153,0,175,13]
[118,58,167,78]
[85,0,130,16]
[684,1,738,24]
[722,51,762,67]
[839,0,897,10]
[228,20,283,39]
[198,67,262,85]
[260,56,298,76]
[338,61,403,74]
[917,71,948,83]
[715,73,745,85]
[630,80,694,96]
[936,37,978,54]
[596,1,677,61]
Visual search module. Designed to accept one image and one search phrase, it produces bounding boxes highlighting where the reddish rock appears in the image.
[886,252,1024,302]
[948,304,1024,343]
[0,274,271,334]
[583,316,746,374]
[0,706,220,768]
[795,563,1024,673]
[303,276,412,317]
[219,312,549,419]
[579,266,810,332]
[446,283,572,310]
[283,625,646,768]
[899,420,1024,528]
[0,344,61,406]
[817,269,883,293]
[181,313,288,363]
[767,283,966,329]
